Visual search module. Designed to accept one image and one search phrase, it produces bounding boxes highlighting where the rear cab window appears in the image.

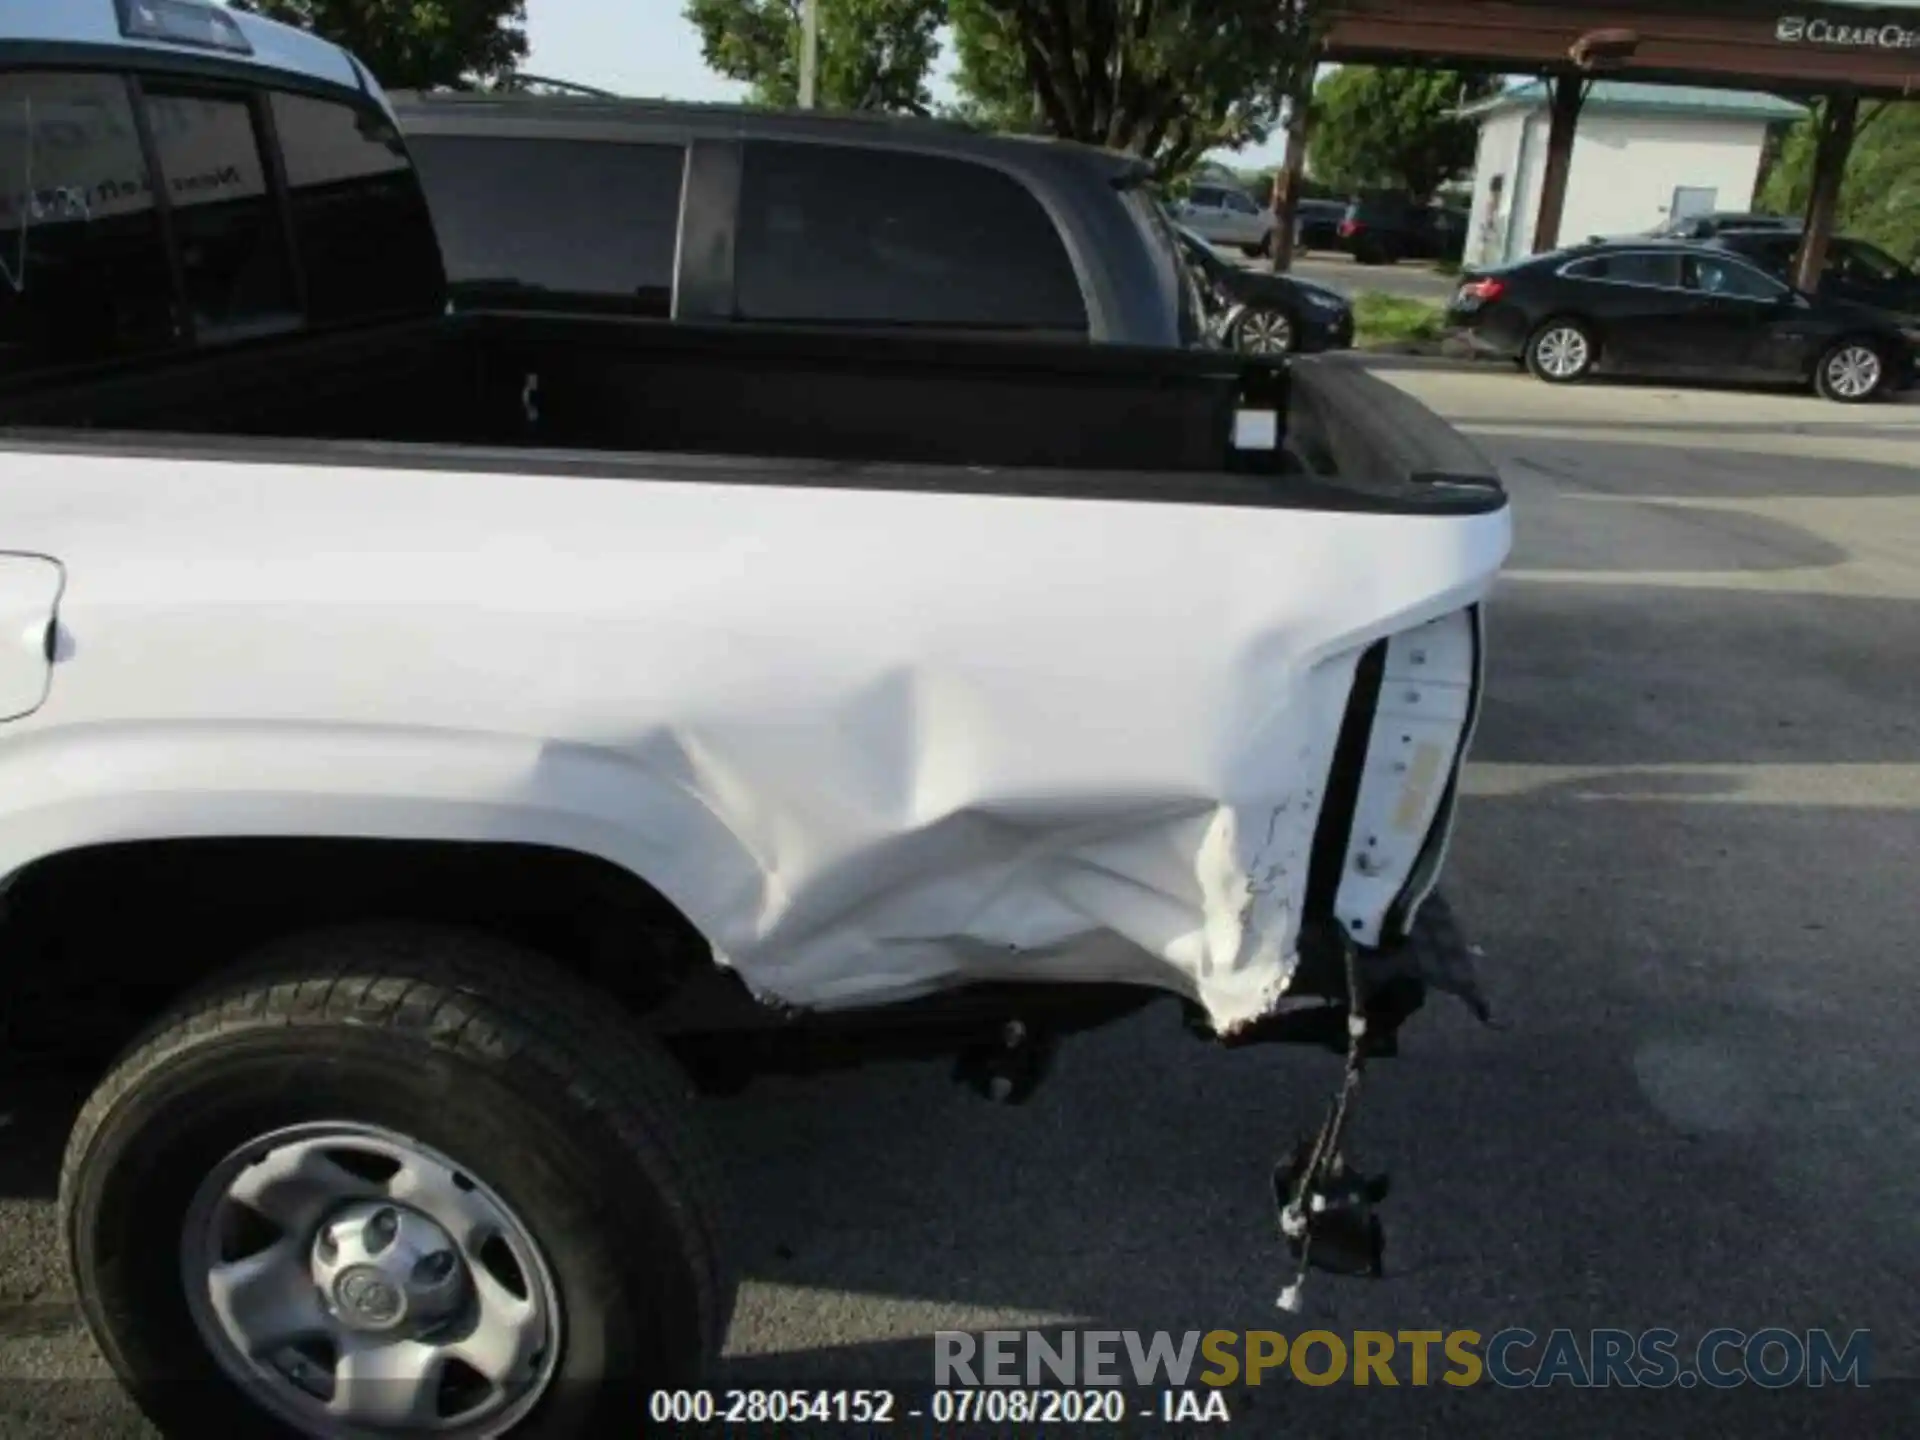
[0,71,178,378]
[272,91,443,325]
[734,140,1088,335]
[1,55,443,387]
[143,87,300,342]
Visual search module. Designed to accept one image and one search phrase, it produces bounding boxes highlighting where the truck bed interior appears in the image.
[0,313,1502,514]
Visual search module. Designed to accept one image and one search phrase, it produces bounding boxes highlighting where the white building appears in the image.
[1459,82,1807,269]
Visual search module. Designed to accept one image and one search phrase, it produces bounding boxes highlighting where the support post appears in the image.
[1270,62,1316,274]
[1794,94,1858,293]
[798,0,820,109]
[1531,74,1585,253]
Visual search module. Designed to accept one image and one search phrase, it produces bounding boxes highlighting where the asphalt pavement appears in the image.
[4,368,1918,1435]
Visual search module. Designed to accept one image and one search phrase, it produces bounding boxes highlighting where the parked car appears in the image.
[1174,227,1355,354]
[1169,180,1279,256]
[1709,230,1920,320]
[1338,193,1468,266]
[2,5,1510,1436]
[1294,198,1347,254]
[1648,210,1800,241]
[1447,241,1918,403]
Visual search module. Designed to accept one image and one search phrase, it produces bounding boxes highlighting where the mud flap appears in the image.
[1367,892,1494,1026]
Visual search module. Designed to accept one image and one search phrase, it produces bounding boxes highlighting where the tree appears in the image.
[684,0,947,114]
[1308,66,1493,203]
[1761,101,1920,264]
[232,1,528,91]
[949,0,1324,177]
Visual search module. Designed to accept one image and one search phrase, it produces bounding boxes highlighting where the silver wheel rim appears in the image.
[1535,326,1589,378]
[1239,309,1294,354]
[1827,346,1880,399]
[182,1123,561,1436]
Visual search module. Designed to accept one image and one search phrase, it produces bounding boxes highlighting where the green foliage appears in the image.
[945,0,1033,131]
[1760,102,1920,264]
[948,0,1323,176]
[684,0,1322,173]
[1309,66,1493,203]
[684,0,947,113]
[1351,293,1449,349]
[233,1,527,90]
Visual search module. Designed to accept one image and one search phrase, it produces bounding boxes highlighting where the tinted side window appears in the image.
[271,91,442,324]
[1685,254,1786,300]
[407,135,684,316]
[0,71,176,379]
[144,89,299,343]
[737,142,1085,333]
[1568,252,1681,287]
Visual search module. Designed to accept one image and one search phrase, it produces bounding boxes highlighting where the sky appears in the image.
[521,0,1291,168]
[523,0,745,104]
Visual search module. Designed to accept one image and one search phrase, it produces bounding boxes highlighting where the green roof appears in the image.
[1461,81,1808,124]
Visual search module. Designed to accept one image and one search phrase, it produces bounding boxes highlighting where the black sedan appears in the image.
[1447,241,1918,403]
[1174,227,1355,356]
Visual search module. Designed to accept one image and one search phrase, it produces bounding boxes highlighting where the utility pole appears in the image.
[799,0,820,109]
[1795,94,1858,293]
[1269,69,1315,274]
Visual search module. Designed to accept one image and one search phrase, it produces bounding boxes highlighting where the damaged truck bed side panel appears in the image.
[0,435,1508,1034]
[0,9,1509,1035]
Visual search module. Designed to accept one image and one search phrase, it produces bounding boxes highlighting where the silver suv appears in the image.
[1171,181,1277,257]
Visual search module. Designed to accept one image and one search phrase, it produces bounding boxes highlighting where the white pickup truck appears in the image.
[0,4,1510,1435]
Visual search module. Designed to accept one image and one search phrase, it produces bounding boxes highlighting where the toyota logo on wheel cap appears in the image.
[334,1266,406,1328]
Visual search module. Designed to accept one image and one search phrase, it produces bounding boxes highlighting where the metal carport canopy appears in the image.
[1308,1,1919,283]
[1322,0,1920,96]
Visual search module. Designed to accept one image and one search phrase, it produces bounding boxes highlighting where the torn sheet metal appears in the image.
[0,449,1511,1032]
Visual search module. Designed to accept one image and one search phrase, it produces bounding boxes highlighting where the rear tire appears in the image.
[1813,339,1888,404]
[62,924,733,1438]
[1525,318,1598,384]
